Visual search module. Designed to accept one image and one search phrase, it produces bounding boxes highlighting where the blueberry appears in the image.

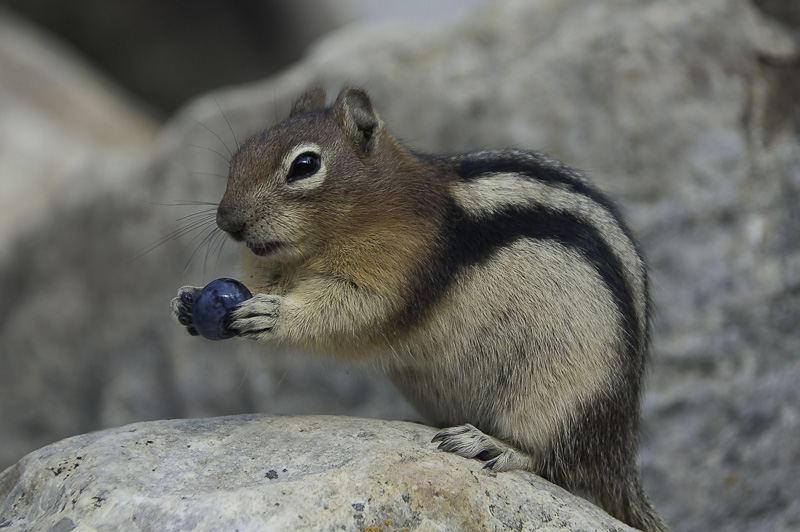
[192,278,252,340]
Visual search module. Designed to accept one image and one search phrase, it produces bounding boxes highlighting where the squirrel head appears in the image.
[217,87,400,263]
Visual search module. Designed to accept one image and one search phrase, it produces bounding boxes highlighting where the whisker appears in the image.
[138,199,219,207]
[189,117,234,160]
[193,171,228,179]
[276,350,295,388]
[130,199,219,261]
[170,224,220,262]
[273,88,279,124]
[214,95,240,150]
[129,215,217,263]
[184,225,224,274]
[188,144,231,166]
[173,200,219,206]
[210,229,229,273]
[184,219,220,246]
[234,347,253,394]
[177,208,218,223]
[202,228,226,274]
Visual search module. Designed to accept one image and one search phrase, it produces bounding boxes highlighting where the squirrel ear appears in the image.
[334,88,380,156]
[290,87,327,117]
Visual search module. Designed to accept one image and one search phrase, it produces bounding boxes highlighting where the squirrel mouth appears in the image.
[246,241,283,257]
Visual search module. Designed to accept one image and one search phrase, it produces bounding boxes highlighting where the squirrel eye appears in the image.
[287,152,321,182]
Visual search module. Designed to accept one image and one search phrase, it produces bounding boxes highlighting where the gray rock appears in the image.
[0,415,635,532]
[1,1,799,531]
[0,7,156,258]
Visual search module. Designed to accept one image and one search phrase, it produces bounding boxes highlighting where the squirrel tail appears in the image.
[597,476,670,532]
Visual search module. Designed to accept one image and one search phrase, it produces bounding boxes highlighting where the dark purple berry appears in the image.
[192,278,252,340]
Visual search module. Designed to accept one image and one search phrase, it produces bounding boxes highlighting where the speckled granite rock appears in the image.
[0,415,634,532]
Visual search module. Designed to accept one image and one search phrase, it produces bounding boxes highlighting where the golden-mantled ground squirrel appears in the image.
[172,87,669,532]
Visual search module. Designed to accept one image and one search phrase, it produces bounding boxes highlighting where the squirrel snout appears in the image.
[216,206,246,240]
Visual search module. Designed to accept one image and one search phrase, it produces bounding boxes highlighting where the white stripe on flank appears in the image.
[451,172,647,341]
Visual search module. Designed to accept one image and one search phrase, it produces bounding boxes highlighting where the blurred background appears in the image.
[0,0,487,117]
[0,1,798,532]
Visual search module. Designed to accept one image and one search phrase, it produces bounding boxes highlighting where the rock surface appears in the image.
[0,1,799,531]
[0,415,635,532]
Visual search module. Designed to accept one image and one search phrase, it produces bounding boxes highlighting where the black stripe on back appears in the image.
[452,152,639,248]
[403,201,641,367]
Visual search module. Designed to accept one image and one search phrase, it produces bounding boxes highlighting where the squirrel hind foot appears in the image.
[432,423,533,472]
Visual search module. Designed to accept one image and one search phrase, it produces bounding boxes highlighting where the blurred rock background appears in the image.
[0,1,798,531]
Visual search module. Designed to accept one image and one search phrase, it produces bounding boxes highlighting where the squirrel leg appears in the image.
[171,285,202,336]
[432,424,534,472]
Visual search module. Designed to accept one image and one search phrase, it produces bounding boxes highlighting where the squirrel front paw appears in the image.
[227,294,281,340]
[171,285,203,336]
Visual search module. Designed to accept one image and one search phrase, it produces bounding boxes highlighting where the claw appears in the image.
[225,294,281,339]
[172,286,203,337]
[222,314,237,336]
[432,423,527,471]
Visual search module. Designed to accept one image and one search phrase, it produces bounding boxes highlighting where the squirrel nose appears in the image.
[216,205,246,240]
